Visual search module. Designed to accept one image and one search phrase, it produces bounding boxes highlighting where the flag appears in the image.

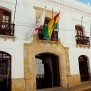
[35,10,45,31]
[54,14,59,31]
[43,13,60,40]
[43,26,50,40]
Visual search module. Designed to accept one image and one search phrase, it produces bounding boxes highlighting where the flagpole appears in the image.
[13,0,17,24]
[51,8,54,40]
[45,6,46,9]
[90,20,91,45]
[43,6,46,27]
[58,11,60,33]
[81,17,83,27]
[52,8,53,18]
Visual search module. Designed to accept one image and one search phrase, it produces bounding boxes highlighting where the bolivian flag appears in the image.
[43,13,60,40]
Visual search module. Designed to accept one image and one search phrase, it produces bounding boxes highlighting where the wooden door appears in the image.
[79,55,89,82]
[52,55,60,87]
[0,52,11,91]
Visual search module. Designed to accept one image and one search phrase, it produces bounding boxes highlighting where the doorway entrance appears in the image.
[78,55,90,82]
[35,53,60,89]
[0,51,11,91]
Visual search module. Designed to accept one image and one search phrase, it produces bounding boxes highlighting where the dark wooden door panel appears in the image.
[0,52,11,91]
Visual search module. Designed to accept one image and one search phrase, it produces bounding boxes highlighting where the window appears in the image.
[0,8,11,23]
[0,8,15,36]
[75,25,84,36]
[75,25,90,46]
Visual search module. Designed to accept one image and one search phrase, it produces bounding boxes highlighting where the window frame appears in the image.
[0,8,11,23]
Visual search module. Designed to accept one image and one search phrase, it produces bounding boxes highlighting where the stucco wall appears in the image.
[0,0,91,79]
[0,40,24,78]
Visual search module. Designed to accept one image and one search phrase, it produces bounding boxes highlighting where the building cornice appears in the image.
[60,0,91,15]
[37,0,91,16]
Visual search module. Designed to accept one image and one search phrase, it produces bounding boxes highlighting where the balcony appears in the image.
[0,22,15,36]
[38,28,58,42]
[75,35,90,48]
[0,22,15,41]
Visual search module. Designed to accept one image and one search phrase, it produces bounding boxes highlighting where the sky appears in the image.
[79,0,91,5]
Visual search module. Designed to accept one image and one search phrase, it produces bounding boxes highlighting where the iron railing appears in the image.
[75,35,90,45]
[38,28,58,41]
[0,22,15,36]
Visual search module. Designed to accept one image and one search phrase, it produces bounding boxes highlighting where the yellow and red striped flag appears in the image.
[43,13,60,40]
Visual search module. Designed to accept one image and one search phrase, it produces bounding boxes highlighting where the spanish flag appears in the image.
[43,13,60,40]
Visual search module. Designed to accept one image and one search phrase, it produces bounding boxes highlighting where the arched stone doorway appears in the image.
[0,51,11,91]
[35,53,60,89]
[24,35,70,91]
[78,55,90,82]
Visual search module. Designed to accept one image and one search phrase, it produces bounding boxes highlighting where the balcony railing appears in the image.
[75,35,90,46]
[0,22,15,36]
[38,28,58,42]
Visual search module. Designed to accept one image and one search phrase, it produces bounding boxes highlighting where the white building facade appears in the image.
[0,0,91,91]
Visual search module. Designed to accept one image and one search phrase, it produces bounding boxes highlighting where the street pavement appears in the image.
[37,81,91,91]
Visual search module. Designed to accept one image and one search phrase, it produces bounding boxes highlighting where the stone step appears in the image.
[37,87,67,91]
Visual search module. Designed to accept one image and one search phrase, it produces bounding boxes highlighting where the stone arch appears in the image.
[35,52,61,89]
